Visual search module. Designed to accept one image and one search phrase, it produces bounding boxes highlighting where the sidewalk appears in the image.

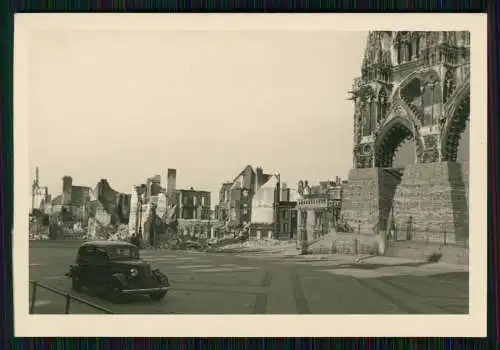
[276,252,468,271]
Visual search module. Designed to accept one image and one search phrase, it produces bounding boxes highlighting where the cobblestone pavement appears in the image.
[28,244,469,315]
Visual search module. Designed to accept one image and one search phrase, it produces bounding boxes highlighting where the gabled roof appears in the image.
[259,174,279,189]
[231,165,253,184]
[231,165,254,190]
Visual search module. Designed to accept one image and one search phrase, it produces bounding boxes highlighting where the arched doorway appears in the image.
[374,116,422,169]
[373,115,424,234]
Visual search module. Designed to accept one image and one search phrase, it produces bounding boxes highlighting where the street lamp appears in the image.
[137,194,144,245]
[274,173,281,240]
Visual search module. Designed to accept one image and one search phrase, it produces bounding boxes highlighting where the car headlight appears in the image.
[130,268,138,277]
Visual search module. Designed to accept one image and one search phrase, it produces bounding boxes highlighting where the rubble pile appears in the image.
[107,224,130,241]
[29,233,50,240]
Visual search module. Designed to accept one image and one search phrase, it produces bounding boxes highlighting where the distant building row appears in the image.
[31,165,347,241]
[214,165,347,240]
[30,168,211,229]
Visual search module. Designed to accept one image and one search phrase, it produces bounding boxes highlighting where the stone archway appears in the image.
[441,79,470,162]
[390,68,441,102]
[374,115,424,168]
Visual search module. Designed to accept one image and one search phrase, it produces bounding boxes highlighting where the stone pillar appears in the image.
[378,225,387,255]
[340,168,396,236]
[306,210,316,241]
[296,209,303,246]
[210,227,215,240]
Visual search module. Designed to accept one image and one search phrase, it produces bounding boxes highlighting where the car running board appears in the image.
[121,286,170,295]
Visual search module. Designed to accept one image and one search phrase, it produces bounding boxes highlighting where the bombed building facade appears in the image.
[296,177,346,242]
[31,167,52,214]
[50,175,93,223]
[214,165,300,240]
[128,168,212,245]
[214,165,275,227]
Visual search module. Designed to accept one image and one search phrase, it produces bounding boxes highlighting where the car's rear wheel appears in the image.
[71,276,82,293]
[150,291,167,301]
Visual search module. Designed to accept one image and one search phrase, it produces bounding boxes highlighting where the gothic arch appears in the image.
[391,68,441,101]
[374,115,424,168]
[441,78,470,162]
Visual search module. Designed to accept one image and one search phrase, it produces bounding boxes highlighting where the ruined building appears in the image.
[215,165,298,239]
[296,177,346,242]
[128,171,177,243]
[214,182,233,221]
[341,31,470,246]
[89,179,131,224]
[215,165,274,227]
[31,167,52,214]
[249,173,281,239]
[274,183,299,240]
[51,176,92,223]
[128,169,212,244]
[178,188,211,220]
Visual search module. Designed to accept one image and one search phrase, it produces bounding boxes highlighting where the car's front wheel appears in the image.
[150,291,167,301]
[71,276,82,293]
[106,279,124,303]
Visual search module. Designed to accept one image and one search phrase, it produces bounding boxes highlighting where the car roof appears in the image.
[80,240,136,248]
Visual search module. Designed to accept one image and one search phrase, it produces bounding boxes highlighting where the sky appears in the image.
[27,29,469,205]
[28,30,369,203]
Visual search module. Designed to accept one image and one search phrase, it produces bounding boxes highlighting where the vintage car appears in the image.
[66,240,170,301]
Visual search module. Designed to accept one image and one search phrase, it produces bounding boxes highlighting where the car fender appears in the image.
[152,269,169,286]
[111,273,129,287]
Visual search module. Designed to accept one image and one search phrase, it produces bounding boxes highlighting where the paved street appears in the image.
[29,243,469,315]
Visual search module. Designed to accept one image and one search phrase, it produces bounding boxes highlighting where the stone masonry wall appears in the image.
[392,162,468,244]
[461,161,469,209]
[340,168,381,235]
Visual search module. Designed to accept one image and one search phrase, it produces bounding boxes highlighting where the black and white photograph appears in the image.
[14,14,487,337]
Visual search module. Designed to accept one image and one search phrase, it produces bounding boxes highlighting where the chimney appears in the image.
[151,175,161,196]
[35,167,39,184]
[167,169,177,195]
[62,176,73,205]
[281,188,290,202]
[255,166,264,193]
[275,173,281,203]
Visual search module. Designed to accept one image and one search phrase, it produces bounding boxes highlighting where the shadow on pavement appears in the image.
[329,261,437,270]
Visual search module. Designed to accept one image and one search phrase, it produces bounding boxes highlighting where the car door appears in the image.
[93,247,111,286]
[76,246,97,286]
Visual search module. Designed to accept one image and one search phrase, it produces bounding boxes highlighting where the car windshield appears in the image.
[106,246,140,260]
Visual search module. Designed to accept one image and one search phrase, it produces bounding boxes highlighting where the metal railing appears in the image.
[29,280,114,314]
[388,221,469,248]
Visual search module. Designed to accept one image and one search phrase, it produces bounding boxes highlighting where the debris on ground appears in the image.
[211,238,297,254]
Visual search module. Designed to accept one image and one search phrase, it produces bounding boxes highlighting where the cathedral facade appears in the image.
[341,31,470,247]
